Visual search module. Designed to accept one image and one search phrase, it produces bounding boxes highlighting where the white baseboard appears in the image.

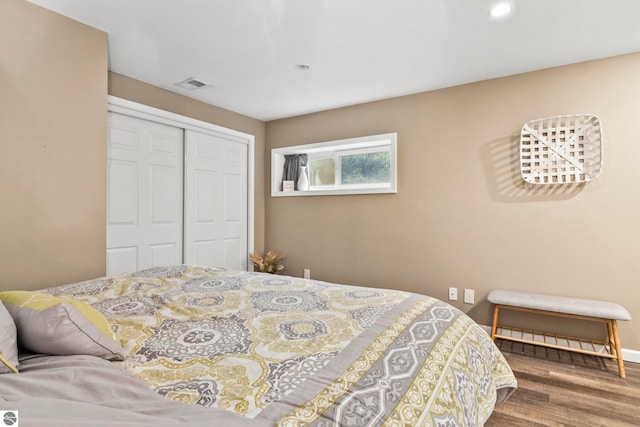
[479,324,640,364]
[622,348,640,364]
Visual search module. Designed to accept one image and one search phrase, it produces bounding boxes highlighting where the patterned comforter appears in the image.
[44,265,516,426]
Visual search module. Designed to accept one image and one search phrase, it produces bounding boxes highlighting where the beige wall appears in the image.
[108,73,266,254]
[0,0,108,290]
[266,53,640,350]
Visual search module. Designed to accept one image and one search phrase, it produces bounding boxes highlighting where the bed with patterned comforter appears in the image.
[1,265,516,426]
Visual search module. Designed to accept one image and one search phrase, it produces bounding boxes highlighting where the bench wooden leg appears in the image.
[606,321,615,356]
[491,305,500,340]
[611,320,625,379]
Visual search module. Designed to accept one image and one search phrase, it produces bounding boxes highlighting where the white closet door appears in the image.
[107,112,184,275]
[184,130,248,270]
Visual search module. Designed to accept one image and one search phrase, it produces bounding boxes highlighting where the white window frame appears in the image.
[271,133,397,197]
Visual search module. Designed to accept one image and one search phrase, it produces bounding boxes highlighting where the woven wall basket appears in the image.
[520,114,603,185]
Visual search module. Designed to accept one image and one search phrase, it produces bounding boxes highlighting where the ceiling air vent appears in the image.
[175,78,210,90]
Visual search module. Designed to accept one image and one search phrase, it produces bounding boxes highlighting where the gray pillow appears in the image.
[0,302,19,373]
[0,291,126,361]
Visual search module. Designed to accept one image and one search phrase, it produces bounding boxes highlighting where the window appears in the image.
[271,133,397,196]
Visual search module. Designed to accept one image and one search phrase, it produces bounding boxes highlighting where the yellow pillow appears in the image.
[0,291,125,361]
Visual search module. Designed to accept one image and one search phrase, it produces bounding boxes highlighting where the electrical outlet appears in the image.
[303,269,311,279]
[448,287,458,301]
[464,289,475,304]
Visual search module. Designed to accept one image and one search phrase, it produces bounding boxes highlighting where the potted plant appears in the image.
[250,250,285,274]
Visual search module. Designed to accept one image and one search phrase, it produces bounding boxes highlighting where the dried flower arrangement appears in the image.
[250,250,285,274]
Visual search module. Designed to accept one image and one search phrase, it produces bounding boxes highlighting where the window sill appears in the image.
[272,187,396,197]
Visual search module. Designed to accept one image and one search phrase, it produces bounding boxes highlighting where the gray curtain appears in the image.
[283,154,308,190]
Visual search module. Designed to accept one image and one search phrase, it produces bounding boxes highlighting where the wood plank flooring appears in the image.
[486,340,640,427]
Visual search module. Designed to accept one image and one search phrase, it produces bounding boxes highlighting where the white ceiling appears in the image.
[28,0,640,121]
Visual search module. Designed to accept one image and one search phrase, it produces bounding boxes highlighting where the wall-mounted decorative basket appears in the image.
[520,114,603,184]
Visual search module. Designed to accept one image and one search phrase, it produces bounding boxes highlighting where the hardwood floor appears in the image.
[486,340,640,427]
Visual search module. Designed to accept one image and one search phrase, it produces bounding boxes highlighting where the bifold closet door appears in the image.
[184,130,248,270]
[106,113,184,275]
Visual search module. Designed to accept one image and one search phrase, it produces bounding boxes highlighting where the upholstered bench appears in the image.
[488,290,632,378]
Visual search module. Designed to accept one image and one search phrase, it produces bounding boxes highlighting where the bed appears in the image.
[0,265,516,426]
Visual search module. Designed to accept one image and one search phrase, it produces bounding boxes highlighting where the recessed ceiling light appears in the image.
[490,3,512,18]
[295,64,310,71]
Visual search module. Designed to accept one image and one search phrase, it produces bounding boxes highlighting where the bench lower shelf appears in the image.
[494,326,616,360]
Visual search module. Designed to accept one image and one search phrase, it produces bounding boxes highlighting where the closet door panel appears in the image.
[107,160,138,225]
[150,165,178,223]
[195,170,216,223]
[222,173,244,256]
[149,243,178,267]
[185,130,248,270]
[223,238,243,270]
[107,113,184,275]
[191,166,220,265]
[106,247,138,276]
